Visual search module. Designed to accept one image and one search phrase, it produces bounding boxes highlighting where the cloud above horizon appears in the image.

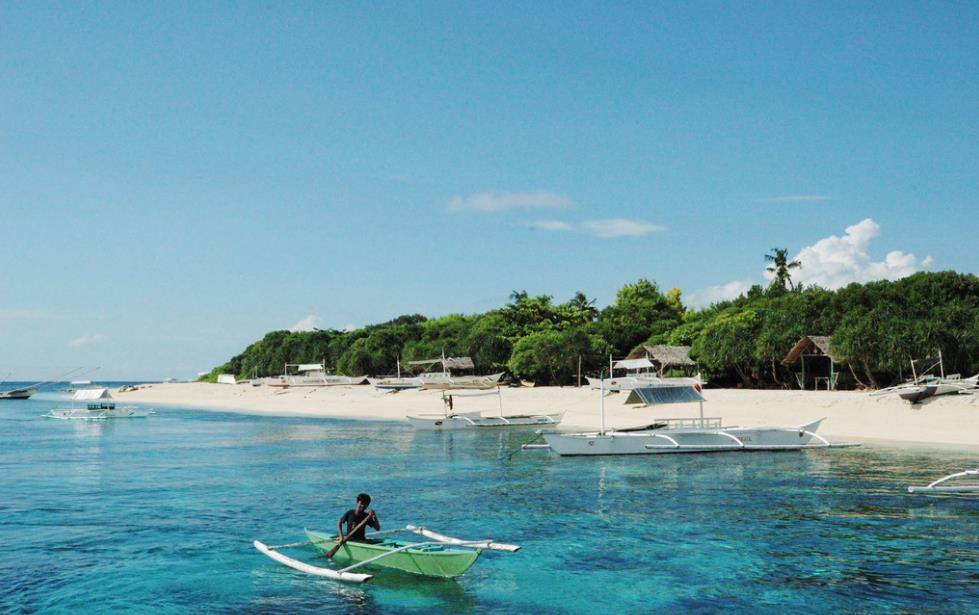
[760,195,836,203]
[581,218,666,238]
[290,314,321,332]
[447,191,577,212]
[70,334,105,347]
[776,218,932,289]
[524,220,574,232]
[686,280,754,308]
[687,218,932,308]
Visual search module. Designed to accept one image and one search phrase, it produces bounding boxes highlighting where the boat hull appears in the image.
[304,529,480,578]
[47,407,153,420]
[419,373,504,390]
[368,377,423,390]
[407,412,564,430]
[0,387,37,400]
[542,420,826,456]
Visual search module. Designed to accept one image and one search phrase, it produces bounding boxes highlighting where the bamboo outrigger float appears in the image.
[254,525,519,583]
[908,470,979,494]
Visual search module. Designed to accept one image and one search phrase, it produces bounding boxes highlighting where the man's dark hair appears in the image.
[357,493,371,506]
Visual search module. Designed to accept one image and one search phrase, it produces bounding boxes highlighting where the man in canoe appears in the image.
[337,493,380,543]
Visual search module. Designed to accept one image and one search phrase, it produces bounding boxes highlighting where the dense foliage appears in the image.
[204,272,979,388]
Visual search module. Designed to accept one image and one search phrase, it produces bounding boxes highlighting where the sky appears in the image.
[1,2,977,379]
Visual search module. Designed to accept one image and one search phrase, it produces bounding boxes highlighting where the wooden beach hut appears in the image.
[782,336,841,390]
[625,344,697,376]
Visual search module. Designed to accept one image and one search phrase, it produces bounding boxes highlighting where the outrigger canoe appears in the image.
[254,524,519,583]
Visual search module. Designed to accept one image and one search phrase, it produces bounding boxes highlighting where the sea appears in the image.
[2,385,978,613]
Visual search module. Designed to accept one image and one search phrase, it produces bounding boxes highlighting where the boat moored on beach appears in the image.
[532,379,857,456]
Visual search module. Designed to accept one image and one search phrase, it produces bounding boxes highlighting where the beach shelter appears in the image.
[782,336,841,390]
[624,345,696,376]
[217,374,237,385]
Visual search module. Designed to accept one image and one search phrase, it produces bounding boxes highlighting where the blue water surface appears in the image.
[2,392,978,613]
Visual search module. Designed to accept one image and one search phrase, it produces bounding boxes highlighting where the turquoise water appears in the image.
[2,392,978,613]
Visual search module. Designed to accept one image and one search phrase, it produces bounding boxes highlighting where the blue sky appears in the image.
[2,2,977,379]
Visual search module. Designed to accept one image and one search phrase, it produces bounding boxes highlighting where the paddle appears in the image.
[326,510,374,559]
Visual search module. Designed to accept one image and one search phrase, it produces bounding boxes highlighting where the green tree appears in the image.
[765,248,802,291]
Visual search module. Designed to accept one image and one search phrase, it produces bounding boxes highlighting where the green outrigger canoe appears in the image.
[254,524,520,583]
[305,528,480,578]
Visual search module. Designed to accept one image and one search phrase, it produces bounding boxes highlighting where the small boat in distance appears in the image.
[407,388,563,429]
[908,469,979,495]
[0,386,38,400]
[47,388,153,420]
[254,524,519,583]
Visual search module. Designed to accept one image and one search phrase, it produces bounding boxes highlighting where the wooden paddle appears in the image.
[326,510,374,559]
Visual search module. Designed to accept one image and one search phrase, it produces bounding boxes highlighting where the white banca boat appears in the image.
[47,388,153,420]
[907,469,979,495]
[407,354,504,390]
[265,363,367,387]
[585,358,703,392]
[872,351,979,403]
[367,359,423,390]
[254,524,519,583]
[407,388,563,429]
[0,386,37,400]
[530,380,857,456]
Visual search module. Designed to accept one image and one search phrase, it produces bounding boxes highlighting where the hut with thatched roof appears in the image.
[625,344,696,376]
[782,335,841,390]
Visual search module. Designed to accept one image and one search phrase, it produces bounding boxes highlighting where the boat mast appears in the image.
[599,371,606,435]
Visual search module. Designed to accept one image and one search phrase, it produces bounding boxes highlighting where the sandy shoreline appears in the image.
[115,382,979,450]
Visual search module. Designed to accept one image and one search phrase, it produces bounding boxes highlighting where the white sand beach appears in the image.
[119,383,979,448]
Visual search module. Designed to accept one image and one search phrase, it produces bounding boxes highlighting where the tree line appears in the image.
[204,269,979,389]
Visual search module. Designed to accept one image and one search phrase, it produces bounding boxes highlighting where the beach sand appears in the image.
[118,382,979,448]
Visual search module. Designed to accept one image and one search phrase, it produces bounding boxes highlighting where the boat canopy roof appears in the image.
[625,385,703,406]
[73,388,112,401]
[290,363,325,373]
[408,356,475,370]
[613,358,654,370]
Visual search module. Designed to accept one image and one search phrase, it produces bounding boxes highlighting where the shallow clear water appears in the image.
[2,393,978,613]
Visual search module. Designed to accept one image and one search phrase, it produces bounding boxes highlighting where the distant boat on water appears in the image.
[47,388,153,420]
[0,386,37,400]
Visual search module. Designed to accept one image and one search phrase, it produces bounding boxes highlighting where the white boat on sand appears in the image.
[368,360,423,391]
[586,358,703,392]
[266,363,367,387]
[408,389,563,430]
[408,354,504,390]
[532,380,857,456]
[47,388,153,420]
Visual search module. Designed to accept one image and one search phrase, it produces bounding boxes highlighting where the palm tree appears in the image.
[765,248,802,290]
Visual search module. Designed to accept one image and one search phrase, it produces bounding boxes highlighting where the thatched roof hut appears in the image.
[782,336,840,390]
[625,344,696,373]
[782,336,839,365]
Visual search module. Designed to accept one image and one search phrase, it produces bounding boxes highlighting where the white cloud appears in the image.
[686,280,754,308]
[70,334,105,347]
[0,309,50,320]
[761,195,836,203]
[447,191,577,212]
[524,220,573,232]
[342,324,358,332]
[290,314,320,332]
[778,218,932,289]
[580,218,666,238]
